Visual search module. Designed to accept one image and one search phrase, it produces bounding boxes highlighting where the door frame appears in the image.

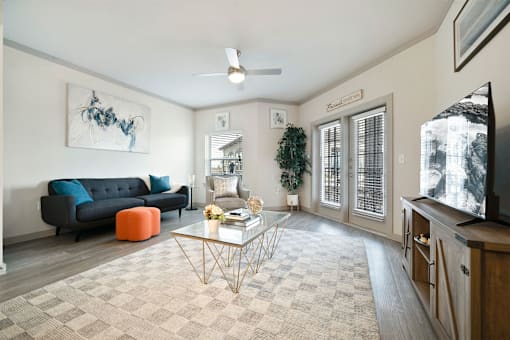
[310,94,393,237]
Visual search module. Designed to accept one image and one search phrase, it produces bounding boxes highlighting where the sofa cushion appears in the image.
[213,176,239,198]
[49,178,149,201]
[137,193,187,210]
[51,179,94,206]
[77,198,144,222]
[215,197,247,211]
[150,175,171,194]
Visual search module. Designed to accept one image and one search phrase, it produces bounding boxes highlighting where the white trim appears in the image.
[320,203,342,210]
[4,39,192,110]
[351,106,386,121]
[352,209,385,222]
[318,120,341,130]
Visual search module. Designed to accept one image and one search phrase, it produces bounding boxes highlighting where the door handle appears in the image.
[460,264,470,277]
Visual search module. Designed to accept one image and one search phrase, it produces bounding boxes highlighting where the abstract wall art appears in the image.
[67,84,151,153]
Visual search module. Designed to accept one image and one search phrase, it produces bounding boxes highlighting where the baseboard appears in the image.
[300,206,401,242]
[193,203,289,212]
[265,206,289,211]
[4,229,56,246]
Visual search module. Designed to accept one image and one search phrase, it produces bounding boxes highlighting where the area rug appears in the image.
[0,229,379,340]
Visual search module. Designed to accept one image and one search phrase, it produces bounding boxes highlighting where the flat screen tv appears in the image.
[419,82,499,221]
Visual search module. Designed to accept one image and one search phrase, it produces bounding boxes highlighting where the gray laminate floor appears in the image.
[0,210,437,340]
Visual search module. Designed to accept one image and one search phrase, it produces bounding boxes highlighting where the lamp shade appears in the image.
[188,174,196,187]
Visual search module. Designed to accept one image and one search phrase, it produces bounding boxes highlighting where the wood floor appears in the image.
[0,210,437,340]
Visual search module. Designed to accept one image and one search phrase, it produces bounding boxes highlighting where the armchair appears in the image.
[205,175,250,211]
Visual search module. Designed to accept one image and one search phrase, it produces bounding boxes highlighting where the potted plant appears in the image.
[275,124,311,208]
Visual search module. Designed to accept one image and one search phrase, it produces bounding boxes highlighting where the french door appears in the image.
[317,104,392,236]
[348,106,391,234]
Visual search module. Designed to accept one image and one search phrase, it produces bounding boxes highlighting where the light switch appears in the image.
[398,154,405,164]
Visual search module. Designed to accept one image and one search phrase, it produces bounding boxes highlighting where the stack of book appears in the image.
[224,209,261,227]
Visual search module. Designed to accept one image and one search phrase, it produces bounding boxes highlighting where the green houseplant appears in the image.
[275,124,311,207]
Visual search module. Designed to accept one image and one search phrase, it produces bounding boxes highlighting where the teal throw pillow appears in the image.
[150,175,171,194]
[52,179,94,206]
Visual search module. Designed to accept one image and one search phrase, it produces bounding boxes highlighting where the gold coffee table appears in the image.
[171,211,289,293]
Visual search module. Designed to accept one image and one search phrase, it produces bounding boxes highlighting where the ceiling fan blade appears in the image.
[192,72,227,77]
[225,48,240,68]
[246,68,282,76]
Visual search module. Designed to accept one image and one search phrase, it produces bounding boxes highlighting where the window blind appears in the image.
[353,107,385,216]
[209,133,243,176]
[320,121,342,207]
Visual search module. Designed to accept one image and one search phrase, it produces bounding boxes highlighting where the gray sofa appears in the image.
[41,177,188,241]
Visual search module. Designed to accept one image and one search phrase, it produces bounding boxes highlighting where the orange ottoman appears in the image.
[116,207,160,241]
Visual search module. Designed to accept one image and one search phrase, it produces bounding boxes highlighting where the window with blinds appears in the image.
[353,107,385,217]
[209,133,243,176]
[320,121,342,207]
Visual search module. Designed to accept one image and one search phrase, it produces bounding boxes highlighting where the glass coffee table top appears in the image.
[171,211,290,247]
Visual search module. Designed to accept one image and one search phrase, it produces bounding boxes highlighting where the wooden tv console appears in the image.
[401,197,510,340]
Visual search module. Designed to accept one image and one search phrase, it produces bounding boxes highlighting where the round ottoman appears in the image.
[116,207,160,241]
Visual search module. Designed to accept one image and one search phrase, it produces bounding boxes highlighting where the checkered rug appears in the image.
[0,229,379,339]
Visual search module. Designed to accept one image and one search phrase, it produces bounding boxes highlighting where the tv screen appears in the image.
[420,83,490,219]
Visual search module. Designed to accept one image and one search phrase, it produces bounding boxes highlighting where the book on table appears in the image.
[224,209,250,221]
[224,209,261,227]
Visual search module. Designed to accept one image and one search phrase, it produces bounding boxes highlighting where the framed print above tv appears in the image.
[454,0,510,72]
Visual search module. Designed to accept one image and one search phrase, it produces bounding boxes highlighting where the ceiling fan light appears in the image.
[228,70,245,84]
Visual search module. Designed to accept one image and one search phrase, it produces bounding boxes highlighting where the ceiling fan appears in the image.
[193,48,282,84]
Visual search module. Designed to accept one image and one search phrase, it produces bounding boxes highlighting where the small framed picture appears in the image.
[270,108,287,129]
[215,112,229,131]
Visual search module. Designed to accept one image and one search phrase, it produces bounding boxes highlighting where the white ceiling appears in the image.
[4,0,452,109]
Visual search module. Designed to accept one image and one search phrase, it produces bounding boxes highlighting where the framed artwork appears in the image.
[215,112,230,130]
[67,84,150,153]
[454,0,510,72]
[270,108,287,129]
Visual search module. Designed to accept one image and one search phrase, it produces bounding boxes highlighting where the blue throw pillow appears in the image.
[52,179,94,206]
[150,175,171,194]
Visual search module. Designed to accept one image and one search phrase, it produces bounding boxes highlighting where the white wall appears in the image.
[0,2,5,271]
[299,2,510,235]
[434,1,510,216]
[299,37,437,236]
[3,46,194,240]
[194,101,299,208]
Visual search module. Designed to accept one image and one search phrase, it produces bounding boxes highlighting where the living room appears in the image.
[1,1,510,339]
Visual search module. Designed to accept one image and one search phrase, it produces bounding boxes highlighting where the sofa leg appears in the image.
[55,227,61,236]
[75,232,81,243]
[179,209,182,219]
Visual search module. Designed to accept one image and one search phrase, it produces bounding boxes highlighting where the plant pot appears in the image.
[207,219,220,232]
[287,194,299,207]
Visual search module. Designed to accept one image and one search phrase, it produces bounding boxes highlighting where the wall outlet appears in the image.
[36,201,41,211]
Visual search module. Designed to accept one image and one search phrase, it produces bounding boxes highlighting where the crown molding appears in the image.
[3,39,193,110]
[195,98,299,111]
[298,0,453,105]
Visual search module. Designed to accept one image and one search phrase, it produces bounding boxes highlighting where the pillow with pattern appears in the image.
[213,176,239,198]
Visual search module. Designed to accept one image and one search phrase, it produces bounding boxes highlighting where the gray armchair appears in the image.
[205,175,250,211]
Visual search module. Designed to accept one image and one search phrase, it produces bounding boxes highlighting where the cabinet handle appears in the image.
[428,260,435,287]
